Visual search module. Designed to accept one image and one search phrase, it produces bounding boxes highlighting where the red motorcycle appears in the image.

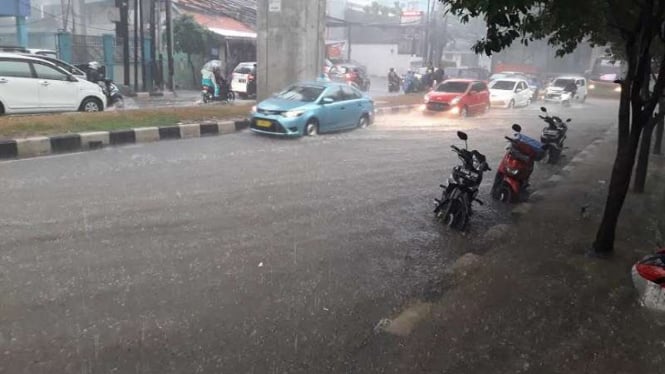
[491,124,545,203]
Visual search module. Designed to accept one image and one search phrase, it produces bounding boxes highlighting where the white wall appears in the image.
[350,44,419,76]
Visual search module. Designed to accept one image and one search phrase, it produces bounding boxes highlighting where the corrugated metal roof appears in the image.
[175,0,257,28]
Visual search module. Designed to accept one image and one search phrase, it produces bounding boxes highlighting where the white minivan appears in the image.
[0,53,106,115]
[230,62,256,99]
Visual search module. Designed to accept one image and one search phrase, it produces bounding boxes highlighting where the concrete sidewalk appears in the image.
[367,127,665,373]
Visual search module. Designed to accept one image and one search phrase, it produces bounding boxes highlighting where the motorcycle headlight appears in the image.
[450,96,462,105]
[506,167,519,176]
[614,86,622,92]
[283,109,305,118]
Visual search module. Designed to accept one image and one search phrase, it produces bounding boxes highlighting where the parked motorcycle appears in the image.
[538,106,570,164]
[491,124,545,203]
[434,131,491,230]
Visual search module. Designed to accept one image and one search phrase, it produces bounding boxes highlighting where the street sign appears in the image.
[269,0,281,12]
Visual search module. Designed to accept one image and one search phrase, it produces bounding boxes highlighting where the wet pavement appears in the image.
[0,99,618,373]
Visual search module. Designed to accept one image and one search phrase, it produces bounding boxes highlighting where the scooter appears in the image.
[202,80,235,104]
[491,124,545,203]
[538,107,570,164]
[388,78,401,93]
[434,131,491,230]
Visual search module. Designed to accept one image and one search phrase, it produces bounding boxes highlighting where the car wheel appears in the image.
[0,101,4,115]
[460,106,469,118]
[227,91,236,102]
[358,114,370,129]
[80,98,102,112]
[304,119,319,136]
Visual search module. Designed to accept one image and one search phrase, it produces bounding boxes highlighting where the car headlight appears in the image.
[614,86,622,92]
[450,96,462,105]
[251,105,257,113]
[588,84,596,90]
[283,109,305,118]
[506,167,519,176]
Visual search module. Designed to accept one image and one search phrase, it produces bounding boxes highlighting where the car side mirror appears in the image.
[321,97,334,105]
[566,118,572,122]
[67,74,78,82]
[469,90,477,95]
[515,88,522,93]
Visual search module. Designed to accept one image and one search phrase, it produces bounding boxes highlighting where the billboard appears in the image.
[0,0,31,17]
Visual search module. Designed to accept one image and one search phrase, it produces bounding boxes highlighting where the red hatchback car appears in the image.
[424,79,490,117]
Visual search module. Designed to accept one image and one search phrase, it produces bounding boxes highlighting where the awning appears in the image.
[208,27,257,39]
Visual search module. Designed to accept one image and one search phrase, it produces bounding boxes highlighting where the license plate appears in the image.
[256,119,271,128]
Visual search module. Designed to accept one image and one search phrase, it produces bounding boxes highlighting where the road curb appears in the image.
[0,104,417,161]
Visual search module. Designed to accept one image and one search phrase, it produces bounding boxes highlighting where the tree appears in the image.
[443,0,665,255]
[173,14,216,87]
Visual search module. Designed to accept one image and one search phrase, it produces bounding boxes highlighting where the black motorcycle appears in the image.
[434,131,491,230]
[98,79,124,108]
[538,107,570,164]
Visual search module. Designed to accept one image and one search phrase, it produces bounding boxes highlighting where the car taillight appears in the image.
[249,74,255,81]
[345,73,353,80]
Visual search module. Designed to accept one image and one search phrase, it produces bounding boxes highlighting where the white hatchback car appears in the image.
[489,78,532,108]
[0,53,106,115]
[544,76,588,104]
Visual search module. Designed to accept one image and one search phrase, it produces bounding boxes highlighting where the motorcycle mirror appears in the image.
[540,106,547,113]
[566,118,572,122]
[512,124,522,133]
[457,131,468,141]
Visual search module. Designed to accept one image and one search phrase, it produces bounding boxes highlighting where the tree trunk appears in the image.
[633,120,655,193]
[655,99,664,155]
[592,128,642,254]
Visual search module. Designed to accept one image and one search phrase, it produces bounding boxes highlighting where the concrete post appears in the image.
[143,36,153,92]
[57,32,73,63]
[102,34,115,81]
[15,16,27,48]
[256,0,326,101]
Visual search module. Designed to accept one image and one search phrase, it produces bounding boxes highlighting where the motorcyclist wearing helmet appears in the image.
[564,80,578,99]
[87,61,103,83]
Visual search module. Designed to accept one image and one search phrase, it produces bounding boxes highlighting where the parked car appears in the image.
[0,53,106,115]
[231,61,257,99]
[0,45,29,54]
[423,79,490,117]
[544,76,588,104]
[328,63,371,91]
[21,54,87,80]
[250,81,374,137]
[489,78,532,108]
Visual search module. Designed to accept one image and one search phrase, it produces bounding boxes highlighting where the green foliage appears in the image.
[363,1,402,17]
[173,14,216,56]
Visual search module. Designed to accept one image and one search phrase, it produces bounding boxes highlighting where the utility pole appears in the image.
[133,0,139,91]
[140,0,146,91]
[165,0,174,91]
[117,0,130,86]
[423,0,431,63]
[150,0,157,90]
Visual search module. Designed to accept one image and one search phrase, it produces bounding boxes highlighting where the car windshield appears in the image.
[435,81,469,93]
[552,79,575,87]
[275,84,325,102]
[491,80,517,90]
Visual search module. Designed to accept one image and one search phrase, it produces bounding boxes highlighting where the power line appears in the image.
[19,1,115,33]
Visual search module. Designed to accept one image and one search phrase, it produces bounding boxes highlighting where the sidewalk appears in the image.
[367,128,665,373]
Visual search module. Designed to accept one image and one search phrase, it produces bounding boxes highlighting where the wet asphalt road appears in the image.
[0,99,617,373]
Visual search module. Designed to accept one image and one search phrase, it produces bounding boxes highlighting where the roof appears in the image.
[0,52,51,62]
[175,0,257,27]
[188,12,256,39]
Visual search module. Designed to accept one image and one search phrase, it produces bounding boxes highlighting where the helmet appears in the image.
[88,61,100,70]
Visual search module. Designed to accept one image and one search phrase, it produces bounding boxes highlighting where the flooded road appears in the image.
[0,99,617,373]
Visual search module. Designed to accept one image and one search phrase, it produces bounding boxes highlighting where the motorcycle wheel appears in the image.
[227,91,235,102]
[202,93,209,104]
[497,183,514,203]
[547,148,561,164]
[443,199,468,230]
[113,98,124,109]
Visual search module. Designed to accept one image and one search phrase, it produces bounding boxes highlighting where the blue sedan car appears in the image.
[250,81,374,137]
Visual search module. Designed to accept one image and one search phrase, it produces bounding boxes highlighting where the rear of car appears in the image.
[231,62,256,97]
[424,79,489,116]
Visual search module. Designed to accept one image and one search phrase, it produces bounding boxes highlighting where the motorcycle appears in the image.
[434,131,491,230]
[98,79,124,109]
[388,74,401,92]
[202,79,235,104]
[538,106,571,164]
[491,124,545,203]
